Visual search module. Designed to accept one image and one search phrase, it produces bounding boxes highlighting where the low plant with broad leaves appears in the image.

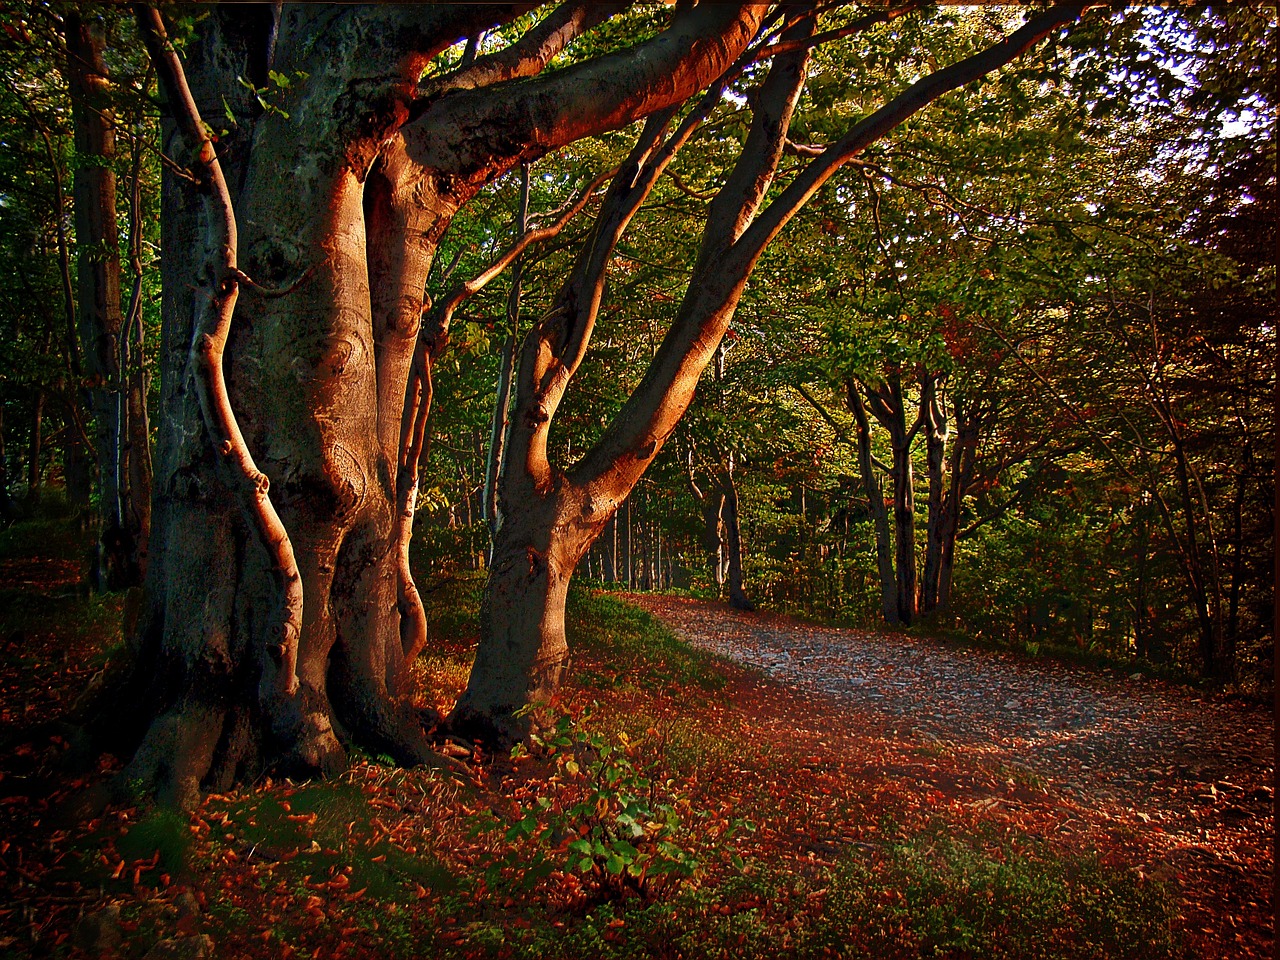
[509,707,740,901]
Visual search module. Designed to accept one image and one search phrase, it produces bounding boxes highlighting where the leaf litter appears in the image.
[0,544,1271,959]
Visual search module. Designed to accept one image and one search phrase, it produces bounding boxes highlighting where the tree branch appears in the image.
[417,1,625,101]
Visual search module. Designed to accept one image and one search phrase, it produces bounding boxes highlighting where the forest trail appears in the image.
[621,592,1274,953]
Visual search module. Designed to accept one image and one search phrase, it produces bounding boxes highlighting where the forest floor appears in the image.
[623,592,1275,959]
[0,518,1273,959]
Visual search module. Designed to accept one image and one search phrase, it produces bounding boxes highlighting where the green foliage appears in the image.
[817,822,1181,959]
[511,709,710,901]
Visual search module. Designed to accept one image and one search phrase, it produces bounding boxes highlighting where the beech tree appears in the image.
[82,1,1099,801]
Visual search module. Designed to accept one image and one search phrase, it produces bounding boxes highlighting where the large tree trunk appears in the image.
[451,486,596,741]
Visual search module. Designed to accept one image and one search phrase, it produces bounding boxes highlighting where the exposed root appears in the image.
[120,704,223,810]
[274,684,348,780]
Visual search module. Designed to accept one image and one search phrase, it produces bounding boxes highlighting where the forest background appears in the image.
[2,1,1270,689]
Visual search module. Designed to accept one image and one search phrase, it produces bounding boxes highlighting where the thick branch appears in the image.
[576,15,814,493]
[403,3,768,177]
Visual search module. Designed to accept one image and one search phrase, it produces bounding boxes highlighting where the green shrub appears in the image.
[511,709,713,901]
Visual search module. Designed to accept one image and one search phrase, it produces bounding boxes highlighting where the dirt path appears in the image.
[622,593,1274,954]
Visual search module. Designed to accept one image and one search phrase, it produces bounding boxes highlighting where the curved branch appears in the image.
[136,5,301,704]
[427,163,619,342]
[417,1,625,101]
[736,1,1096,260]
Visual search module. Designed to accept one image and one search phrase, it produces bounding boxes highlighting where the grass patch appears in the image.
[215,779,458,901]
[119,808,192,874]
[817,821,1181,959]
[567,587,726,693]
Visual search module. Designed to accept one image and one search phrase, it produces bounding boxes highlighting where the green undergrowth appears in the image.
[423,571,486,648]
[758,585,1197,688]
[818,820,1180,960]
[914,617,1198,687]
[567,587,727,693]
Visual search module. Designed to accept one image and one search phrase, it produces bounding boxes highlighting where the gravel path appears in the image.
[624,593,1273,906]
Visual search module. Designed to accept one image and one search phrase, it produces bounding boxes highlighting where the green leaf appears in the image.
[611,839,639,860]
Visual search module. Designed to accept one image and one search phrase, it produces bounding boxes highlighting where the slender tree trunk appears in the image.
[848,381,898,625]
[720,452,753,610]
[920,371,948,615]
[121,112,155,583]
[67,12,145,589]
[1225,459,1246,675]
[27,391,45,496]
[625,495,634,589]
[937,398,978,611]
[608,512,618,582]
[1134,509,1150,659]
[0,404,16,520]
[861,374,919,626]
[41,127,93,516]
[890,427,917,625]
[484,164,529,560]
